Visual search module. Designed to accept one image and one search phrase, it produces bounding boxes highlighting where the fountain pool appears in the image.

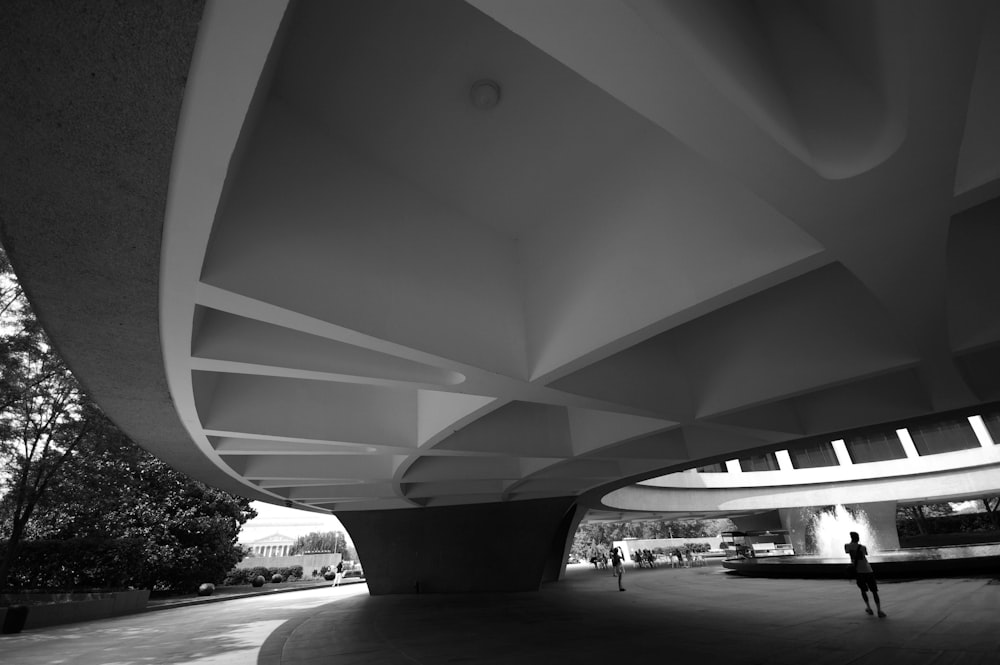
[723,504,1000,578]
[722,542,1000,578]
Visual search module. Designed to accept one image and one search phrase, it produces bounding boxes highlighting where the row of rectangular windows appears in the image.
[697,412,1000,473]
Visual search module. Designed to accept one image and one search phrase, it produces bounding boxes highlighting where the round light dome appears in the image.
[470,79,501,109]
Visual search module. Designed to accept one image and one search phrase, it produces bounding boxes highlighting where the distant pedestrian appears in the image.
[610,546,625,591]
[333,560,344,587]
[845,532,885,617]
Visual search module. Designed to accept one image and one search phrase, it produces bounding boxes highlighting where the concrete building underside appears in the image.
[2,0,1000,593]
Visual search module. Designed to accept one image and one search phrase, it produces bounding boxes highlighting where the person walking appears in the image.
[610,546,625,591]
[845,531,885,617]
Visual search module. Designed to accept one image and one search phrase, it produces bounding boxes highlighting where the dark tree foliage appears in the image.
[896,499,1000,540]
[289,530,351,559]
[0,537,146,590]
[0,249,92,589]
[570,518,736,559]
[981,496,1000,529]
[22,413,257,591]
[1,247,256,592]
[895,502,955,535]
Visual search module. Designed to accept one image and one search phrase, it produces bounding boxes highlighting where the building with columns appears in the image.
[2,0,999,596]
[243,533,296,559]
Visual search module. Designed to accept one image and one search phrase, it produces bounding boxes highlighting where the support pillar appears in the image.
[338,497,578,594]
[848,501,900,550]
[542,502,585,583]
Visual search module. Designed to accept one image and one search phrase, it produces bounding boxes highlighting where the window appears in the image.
[844,431,905,463]
[696,462,728,473]
[739,452,779,472]
[908,419,980,455]
[787,442,839,469]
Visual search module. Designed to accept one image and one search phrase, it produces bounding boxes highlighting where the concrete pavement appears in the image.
[1,562,997,664]
[271,562,1000,664]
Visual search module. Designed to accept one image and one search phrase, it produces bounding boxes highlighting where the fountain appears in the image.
[808,504,881,557]
[722,503,1000,579]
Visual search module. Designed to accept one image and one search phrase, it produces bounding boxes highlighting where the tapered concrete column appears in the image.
[542,502,586,584]
[847,501,900,550]
[338,497,579,594]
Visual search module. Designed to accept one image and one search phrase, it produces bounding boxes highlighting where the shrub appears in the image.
[251,575,266,588]
[221,565,305,586]
[271,574,283,583]
[249,566,271,580]
[279,565,303,581]
[0,538,145,590]
[222,568,253,586]
[897,512,998,537]
[197,583,215,596]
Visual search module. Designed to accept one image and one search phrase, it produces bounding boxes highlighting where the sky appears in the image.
[239,501,351,545]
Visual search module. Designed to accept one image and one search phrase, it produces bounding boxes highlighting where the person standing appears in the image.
[610,546,625,591]
[333,560,345,587]
[845,531,885,617]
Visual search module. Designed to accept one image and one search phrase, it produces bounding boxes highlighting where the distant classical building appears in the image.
[237,532,342,574]
[243,533,296,558]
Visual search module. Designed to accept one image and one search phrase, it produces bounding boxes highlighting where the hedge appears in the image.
[897,512,999,537]
[223,565,303,586]
[0,538,145,590]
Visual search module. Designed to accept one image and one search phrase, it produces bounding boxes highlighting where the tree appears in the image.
[1,246,256,591]
[0,248,92,589]
[570,518,736,559]
[290,531,351,559]
[981,496,1000,529]
[897,502,955,535]
[19,412,257,591]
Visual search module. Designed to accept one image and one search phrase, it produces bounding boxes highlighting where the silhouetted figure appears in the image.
[845,531,885,617]
[610,546,625,591]
[333,560,344,587]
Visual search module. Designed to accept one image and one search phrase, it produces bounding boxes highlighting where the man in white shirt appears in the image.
[845,531,886,617]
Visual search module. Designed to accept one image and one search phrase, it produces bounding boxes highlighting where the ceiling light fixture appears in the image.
[470,79,501,109]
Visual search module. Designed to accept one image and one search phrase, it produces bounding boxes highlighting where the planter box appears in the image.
[0,589,150,630]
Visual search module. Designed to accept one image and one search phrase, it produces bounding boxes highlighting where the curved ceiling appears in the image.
[4,0,1000,515]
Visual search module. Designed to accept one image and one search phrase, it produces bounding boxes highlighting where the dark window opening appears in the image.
[788,442,839,469]
[908,418,980,455]
[844,431,905,464]
[739,452,779,472]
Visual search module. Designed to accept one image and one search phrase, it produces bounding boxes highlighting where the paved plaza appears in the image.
[2,562,997,664]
